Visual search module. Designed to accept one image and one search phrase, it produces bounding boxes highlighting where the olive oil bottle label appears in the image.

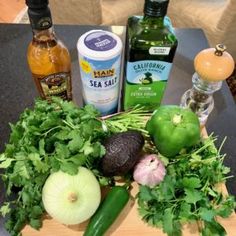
[149,47,171,55]
[124,60,172,110]
[33,72,72,100]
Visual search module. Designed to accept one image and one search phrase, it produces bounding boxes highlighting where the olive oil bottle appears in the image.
[123,0,178,110]
[26,0,72,100]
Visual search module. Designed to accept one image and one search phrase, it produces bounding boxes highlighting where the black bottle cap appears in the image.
[144,0,169,17]
[26,0,52,30]
[26,0,49,9]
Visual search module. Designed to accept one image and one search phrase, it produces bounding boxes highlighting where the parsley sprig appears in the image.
[137,136,236,236]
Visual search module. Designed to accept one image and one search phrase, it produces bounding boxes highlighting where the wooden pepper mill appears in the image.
[180,44,235,125]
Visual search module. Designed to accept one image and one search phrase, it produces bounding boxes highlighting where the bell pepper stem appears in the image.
[172,114,182,125]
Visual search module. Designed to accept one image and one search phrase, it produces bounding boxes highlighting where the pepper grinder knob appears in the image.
[215,44,226,56]
[194,44,234,82]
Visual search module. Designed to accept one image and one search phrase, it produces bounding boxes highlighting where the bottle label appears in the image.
[124,60,172,110]
[79,54,121,116]
[149,47,171,55]
[37,17,52,30]
[35,72,72,100]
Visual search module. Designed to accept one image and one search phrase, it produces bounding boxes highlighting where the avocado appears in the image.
[101,131,144,176]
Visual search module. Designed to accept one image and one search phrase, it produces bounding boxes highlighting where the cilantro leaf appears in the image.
[179,202,192,221]
[39,139,46,156]
[0,203,11,217]
[157,175,176,201]
[182,177,201,189]
[68,153,87,166]
[199,207,216,222]
[55,129,70,140]
[60,162,78,175]
[29,218,42,230]
[30,206,44,218]
[68,134,83,153]
[28,153,49,173]
[163,208,174,234]
[55,143,70,159]
[138,185,154,201]
[216,195,236,218]
[0,158,14,169]
[202,219,226,236]
[184,189,202,204]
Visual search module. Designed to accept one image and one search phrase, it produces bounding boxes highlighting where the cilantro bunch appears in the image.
[0,98,147,236]
[137,136,236,236]
[0,98,108,235]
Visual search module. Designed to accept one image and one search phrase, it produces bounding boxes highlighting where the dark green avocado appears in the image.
[101,131,144,176]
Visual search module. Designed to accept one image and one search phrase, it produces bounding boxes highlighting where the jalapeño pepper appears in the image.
[84,186,129,236]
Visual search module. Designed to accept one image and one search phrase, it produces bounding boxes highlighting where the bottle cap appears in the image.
[194,44,235,82]
[77,30,123,60]
[26,0,49,9]
[26,0,52,30]
[144,0,169,17]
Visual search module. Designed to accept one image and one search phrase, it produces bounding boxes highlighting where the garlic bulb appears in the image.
[133,154,166,187]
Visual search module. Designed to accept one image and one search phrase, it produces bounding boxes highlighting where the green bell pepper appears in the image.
[146,105,200,157]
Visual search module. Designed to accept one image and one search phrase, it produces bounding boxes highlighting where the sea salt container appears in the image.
[77,30,123,115]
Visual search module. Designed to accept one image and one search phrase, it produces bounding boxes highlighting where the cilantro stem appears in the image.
[222,175,234,180]
[62,120,75,129]
[201,179,210,192]
[193,142,214,155]
[218,136,227,154]
[42,126,61,137]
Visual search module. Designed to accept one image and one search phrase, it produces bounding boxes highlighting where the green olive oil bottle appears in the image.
[123,0,178,110]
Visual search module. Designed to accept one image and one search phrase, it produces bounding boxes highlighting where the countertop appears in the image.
[0,23,235,236]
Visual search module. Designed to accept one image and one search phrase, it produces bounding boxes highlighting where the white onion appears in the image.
[42,167,101,225]
[133,154,166,187]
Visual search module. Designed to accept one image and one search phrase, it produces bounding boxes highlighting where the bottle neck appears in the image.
[28,6,53,31]
[32,26,57,47]
[32,26,54,37]
[143,14,165,27]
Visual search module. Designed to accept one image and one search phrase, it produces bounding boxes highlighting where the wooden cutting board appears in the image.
[22,182,236,236]
[22,129,236,236]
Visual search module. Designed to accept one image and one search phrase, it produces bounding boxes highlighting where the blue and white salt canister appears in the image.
[77,30,123,116]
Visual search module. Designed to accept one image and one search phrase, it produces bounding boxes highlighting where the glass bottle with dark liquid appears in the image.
[26,0,72,100]
[124,0,178,110]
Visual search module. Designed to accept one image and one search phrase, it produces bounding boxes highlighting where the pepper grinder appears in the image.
[180,44,235,126]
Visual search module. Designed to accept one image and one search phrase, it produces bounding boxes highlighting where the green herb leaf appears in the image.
[179,202,192,221]
[28,153,49,173]
[202,219,226,236]
[30,206,44,218]
[68,134,83,153]
[39,139,46,156]
[182,177,201,189]
[0,203,11,217]
[163,208,174,235]
[184,189,202,204]
[0,158,14,168]
[60,162,78,175]
[199,207,216,222]
[139,185,154,201]
[29,218,42,230]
